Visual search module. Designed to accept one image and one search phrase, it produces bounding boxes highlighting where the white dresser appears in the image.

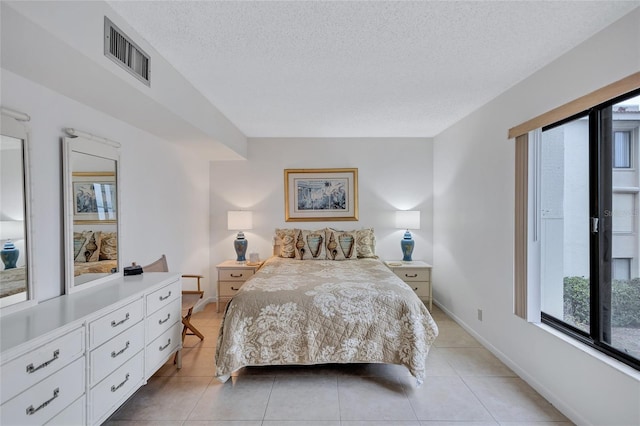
[0,273,182,426]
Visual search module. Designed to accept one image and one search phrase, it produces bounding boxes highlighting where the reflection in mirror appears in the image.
[1,109,33,313]
[64,134,121,293]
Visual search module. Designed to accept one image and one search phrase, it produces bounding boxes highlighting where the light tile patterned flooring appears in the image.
[105,302,573,426]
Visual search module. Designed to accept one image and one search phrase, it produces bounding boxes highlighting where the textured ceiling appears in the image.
[108,1,639,138]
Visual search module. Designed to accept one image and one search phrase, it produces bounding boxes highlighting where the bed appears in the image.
[215,228,439,385]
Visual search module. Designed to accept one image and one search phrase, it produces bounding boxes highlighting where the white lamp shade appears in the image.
[0,220,25,240]
[395,211,420,230]
[227,211,253,231]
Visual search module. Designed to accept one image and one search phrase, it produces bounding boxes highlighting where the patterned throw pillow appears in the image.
[85,231,102,262]
[275,228,298,258]
[73,231,91,262]
[294,229,327,260]
[100,232,118,260]
[74,230,101,262]
[356,228,377,258]
[325,228,357,260]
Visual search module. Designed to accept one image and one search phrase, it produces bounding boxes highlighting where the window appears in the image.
[613,131,632,168]
[536,90,640,369]
[612,258,631,281]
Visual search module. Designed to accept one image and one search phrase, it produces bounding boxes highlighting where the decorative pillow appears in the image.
[74,230,100,263]
[100,232,118,260]
[73,231,91,261]
[325,228,357,260]
[294,229,327,260]
[86,231,102,262]
[356,228,377,258]
[275,228,297,258]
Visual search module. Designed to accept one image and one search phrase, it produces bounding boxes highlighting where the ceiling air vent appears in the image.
[104,17,150,86]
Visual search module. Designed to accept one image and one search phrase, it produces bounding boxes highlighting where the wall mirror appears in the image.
[63,132,121,293]
[0,109,34,314]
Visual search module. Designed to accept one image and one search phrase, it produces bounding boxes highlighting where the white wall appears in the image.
[1,70,211,301]
[2,1,246,160]
[209,137,433,288]
[433,8,640,426]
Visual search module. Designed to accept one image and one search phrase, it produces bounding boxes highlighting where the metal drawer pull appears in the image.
[111,341,130,358]
[158,313,171,324]
[159,291,172,301]
[231,286,240,291]
[230,273,243,278]
[405,274,418,278]
[111,313,130,327]
[26,388,59,415]
[111,373,130,392]
[26,350,60,374]
[159,338,172,351]
[413,287,419,291]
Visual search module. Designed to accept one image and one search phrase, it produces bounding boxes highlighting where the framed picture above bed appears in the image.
[284,168,358,222]
[72,172,117,223]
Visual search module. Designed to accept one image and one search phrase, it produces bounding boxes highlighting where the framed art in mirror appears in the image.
[0,107,35,315]
[63,130,121,294]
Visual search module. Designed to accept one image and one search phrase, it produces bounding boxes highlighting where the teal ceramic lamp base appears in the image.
[401,230,414,262]
[1,240,19,269]
[234,232,248,262]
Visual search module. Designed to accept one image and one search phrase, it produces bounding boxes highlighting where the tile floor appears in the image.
[105,302,573,426]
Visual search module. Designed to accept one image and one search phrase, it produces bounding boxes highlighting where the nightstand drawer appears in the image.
[393,268,430,282]
[218,269,255,281]
[406,281,430,298]
[219,281,244,297]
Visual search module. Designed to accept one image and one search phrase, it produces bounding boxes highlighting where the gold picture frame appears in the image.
[72,172,117,224]
[284,168,358,222]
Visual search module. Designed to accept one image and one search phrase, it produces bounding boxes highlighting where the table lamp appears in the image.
[395,210,420,262]
[227,211,253,263]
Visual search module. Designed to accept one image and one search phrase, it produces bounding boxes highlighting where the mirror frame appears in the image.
[63,134,122,294]
[0,109,35,315]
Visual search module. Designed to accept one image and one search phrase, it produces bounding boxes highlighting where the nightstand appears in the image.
[216,260,263,312]
[385,260,433,310]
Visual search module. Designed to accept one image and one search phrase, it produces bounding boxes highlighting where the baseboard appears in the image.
[433,299,588,426]
[193,296,216,314]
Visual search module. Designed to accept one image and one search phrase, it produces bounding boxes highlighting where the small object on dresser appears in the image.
[125,262,143,276]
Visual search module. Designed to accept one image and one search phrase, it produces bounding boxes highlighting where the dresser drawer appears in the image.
[146,279,181,315]
[218,269,254,281]
[146,322,181,378]
[147,297,181,343]
[393,268,430,282]
[45,395,85,426]
[90,350,144,425]
[89,298,144,349]
[89,320,145,386]
[219,281,246,297]
[1,327,84,404]
[1,356,85,426]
